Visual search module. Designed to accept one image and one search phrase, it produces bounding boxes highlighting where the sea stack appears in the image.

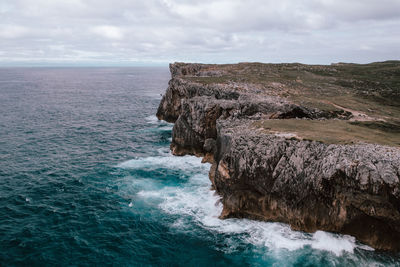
[157,62,400,251]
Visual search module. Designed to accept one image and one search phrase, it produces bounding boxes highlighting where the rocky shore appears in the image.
[156,62,400,251]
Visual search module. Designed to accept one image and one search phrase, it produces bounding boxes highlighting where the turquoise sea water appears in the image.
[0,67,399,266]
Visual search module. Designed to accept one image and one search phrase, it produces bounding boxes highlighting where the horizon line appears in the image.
[0,59,399,68]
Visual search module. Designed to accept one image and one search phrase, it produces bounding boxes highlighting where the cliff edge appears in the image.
[157,62,400,251]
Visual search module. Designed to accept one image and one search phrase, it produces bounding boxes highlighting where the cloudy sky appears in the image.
[0,0,399,66]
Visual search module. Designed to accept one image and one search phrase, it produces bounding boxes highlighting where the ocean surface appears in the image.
[0,67,399,266]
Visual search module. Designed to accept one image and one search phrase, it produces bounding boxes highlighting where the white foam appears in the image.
[156,147,170,156]
[117,154,209,173]
[310,231,356,255]
[171,218,187,229]
[145,115,160,124]
[158,173,369,255]
[121,153,373,256]
[137,190,162,198]
[142,115,173,132]
[136,188,177,199]
[145,115,173,127]
[158,125,173,131]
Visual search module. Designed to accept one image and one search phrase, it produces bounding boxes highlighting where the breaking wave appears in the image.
[118,153,374,258]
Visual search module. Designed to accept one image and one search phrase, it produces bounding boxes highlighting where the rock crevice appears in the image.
[156,62,400,251]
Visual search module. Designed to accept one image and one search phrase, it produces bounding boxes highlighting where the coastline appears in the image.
[156,62,400,251]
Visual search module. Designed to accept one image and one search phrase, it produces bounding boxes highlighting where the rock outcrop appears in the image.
[157,62,400,251]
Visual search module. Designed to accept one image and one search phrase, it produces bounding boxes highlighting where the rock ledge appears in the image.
[157,62,400,251]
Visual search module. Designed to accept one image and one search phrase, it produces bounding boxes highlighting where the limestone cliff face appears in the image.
[157,62,400,251]
[213,120,400,251]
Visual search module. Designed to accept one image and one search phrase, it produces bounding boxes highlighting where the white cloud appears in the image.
[0,25,28,39]
[360,45,373,51]
[91,25,124,40]
[0,0,399,65]
[0,2,13,14]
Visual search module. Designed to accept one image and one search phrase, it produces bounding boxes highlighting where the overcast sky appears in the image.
[0,0,399,66]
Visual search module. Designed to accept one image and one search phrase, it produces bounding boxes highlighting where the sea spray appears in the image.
[118,153,373,257]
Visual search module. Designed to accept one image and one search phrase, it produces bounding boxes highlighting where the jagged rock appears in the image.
[156,62,400,251]
[213,120,400,251]
[170,62,228,77]
[204,138,216,153]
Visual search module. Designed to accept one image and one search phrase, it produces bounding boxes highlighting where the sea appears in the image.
[0,67,399,266]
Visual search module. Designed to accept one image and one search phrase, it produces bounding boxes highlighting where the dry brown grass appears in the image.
[182,61,400,145]
[253,119,400,147]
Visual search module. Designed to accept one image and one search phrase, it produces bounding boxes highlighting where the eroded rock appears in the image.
[156,62,400,251]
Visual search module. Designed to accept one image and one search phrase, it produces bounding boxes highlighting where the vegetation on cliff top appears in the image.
[179,61,400,147]
[253,119,400,147]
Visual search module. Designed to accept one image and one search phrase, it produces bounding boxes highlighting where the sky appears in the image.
[0,0,399,66]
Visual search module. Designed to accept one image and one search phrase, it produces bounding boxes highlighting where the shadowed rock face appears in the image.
[157,62,400,251]
[213,120,400,251]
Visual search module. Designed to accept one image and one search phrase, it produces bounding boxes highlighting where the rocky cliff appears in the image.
[157,62,400,251]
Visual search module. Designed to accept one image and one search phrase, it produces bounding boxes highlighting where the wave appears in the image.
[118,153,373,257]
[156,172,371,256]
[143,115,173,132]
[117,153,209,174]
[145,115,160,124]
[145,115,173,126]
